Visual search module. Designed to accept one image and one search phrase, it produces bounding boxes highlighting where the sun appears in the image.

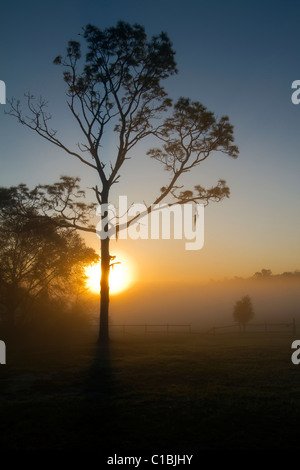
[85,252,134,295]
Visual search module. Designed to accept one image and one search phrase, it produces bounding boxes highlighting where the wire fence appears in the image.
[109,319,297,337]
[207,318,297,336]
[110,323,192,336]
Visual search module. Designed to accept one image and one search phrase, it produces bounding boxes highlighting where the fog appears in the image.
[105,278,300,332]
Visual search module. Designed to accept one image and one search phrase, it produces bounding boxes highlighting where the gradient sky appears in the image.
[1,0,300,284]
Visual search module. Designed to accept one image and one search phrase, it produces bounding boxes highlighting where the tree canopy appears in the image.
[0,184,98,328]
[233,295,254,327]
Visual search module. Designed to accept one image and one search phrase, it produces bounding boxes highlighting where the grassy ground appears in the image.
[0,331,299,451]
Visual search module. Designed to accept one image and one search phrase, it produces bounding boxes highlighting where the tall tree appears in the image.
[7,22,238,343]
[0,184,98,327]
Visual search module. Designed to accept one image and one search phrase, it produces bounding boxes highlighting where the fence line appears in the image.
[103,319,297,337]
[110,323,192,336]
[208,318,296,335]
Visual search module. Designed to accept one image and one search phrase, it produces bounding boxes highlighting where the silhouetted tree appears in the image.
[7,21,238,343]
[253,269,272,279]
[233,295,254,330]
[0,184,98,328]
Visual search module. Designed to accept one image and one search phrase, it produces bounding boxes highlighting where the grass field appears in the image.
[0,331,299,452]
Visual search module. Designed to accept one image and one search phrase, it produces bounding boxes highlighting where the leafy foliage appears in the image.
[0,184,98,327]
[8,22,238,215]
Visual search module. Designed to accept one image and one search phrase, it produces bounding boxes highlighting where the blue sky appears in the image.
[1,0,300,281]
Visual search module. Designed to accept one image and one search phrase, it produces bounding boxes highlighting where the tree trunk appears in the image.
[98,236,110,343]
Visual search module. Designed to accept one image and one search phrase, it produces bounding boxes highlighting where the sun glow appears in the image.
[85,252,135,295]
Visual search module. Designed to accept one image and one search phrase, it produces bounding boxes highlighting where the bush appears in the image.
[233,295,254,328]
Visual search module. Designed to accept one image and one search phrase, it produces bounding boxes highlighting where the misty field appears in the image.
[0,331,299,451]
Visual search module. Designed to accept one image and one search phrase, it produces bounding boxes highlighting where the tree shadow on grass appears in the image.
[76,341,122,450]
[83,342,114,395]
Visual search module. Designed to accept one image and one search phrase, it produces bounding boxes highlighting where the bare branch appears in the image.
[7,95,98,171]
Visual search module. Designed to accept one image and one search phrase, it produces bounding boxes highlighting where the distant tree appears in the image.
[253,269,272,279]
[7,21,239,343]
[0,184,98,328]
[253,269,300,280]
[233,295,254,330]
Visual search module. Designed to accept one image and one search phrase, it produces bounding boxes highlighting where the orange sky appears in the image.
[1,1,300,288]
